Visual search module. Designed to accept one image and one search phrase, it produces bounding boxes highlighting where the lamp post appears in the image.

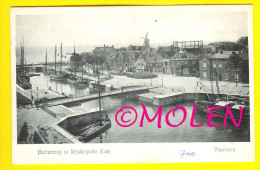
[161,74,163,87]
[235,69,239,86]
[36,86,39,110]
[96,53,102,125]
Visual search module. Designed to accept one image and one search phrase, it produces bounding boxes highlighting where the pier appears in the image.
[44,86,156,106]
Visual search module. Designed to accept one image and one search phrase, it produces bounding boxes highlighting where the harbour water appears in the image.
[29,74,250,143]
[30,74,90,97]
[16,45,95,65]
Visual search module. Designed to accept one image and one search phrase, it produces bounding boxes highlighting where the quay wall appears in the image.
[136,92,209,106]
[58,109,100,133]
[138,95,153,104]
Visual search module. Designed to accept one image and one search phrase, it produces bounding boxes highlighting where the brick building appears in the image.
[199,51,249,83]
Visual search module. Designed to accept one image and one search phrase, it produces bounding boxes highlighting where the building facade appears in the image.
[199,51,249,83]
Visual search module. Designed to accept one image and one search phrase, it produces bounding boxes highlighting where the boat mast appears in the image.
[74,43,76,76]
[45,51,48,70]
[226,82,229,102]
[209,58,214,95]
[82,56,84,78]
[195,77,198,101]
[199,81,212,101]
[60,43,63,73]
[215,70,220,97]
[97,54,102,125]
[20,40,25,73]
[24,57,26,76]
[55,45,57,74]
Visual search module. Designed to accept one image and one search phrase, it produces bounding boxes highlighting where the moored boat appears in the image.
[195,99,250,124]
[68,75,78,84]
[76,55,111,142]
[49,43,68,81]
[76,78,89,87]
[194,73,250,126]
[79,118,111,142]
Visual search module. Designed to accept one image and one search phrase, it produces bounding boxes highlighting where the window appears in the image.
[203,62,207,70]
[225,73,229,80]
[203,71,207,79]
[235,73,239,81]
[225,64,228,71]
[213,63,216,67]
[219,63,222,72]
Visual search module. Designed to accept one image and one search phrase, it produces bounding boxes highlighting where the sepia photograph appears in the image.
[11,5,254,164]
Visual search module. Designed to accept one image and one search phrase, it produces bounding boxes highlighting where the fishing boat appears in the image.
[76,58,89,87]
[68,75,78,84]
[76,78,89,87]
[50,73,67,81]
[68,44,81,84]
[195,72,250,125]
[50,43,68,81]
[17,40,32,90]
[78,57,111,142]
[195,99,250,124]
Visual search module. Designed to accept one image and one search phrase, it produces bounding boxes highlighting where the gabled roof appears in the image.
[158,46,172,52]
[146,53,163,63]
[150,48,160,55]
[211,51,239,59]
[122,51,135,61]
[136,54,146,62]
[171,52,200,59]
[115,52,123,60]
[107,52,116,60]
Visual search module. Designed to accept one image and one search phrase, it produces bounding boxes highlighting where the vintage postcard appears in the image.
[11,5,255,164]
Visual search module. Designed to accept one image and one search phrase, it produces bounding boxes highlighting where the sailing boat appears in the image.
[43,51,52,75]
[68,44,79,84]
[76,56,89,87]
[78,57,111,142]
[17,40,32,89]
[195,70,250,125]
[50,43,68,81]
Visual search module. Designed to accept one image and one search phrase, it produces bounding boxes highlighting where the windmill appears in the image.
[140,32,150,47]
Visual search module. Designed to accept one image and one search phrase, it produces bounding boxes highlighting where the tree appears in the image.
[229,52,242,70]
[237,36,248,53]
[70,53,82,69]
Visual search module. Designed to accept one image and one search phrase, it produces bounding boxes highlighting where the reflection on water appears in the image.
[81,97,250,143]
[30,74,90,97]
[30,74,250,143]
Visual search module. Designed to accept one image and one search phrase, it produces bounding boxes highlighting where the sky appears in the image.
[14,6,250,48]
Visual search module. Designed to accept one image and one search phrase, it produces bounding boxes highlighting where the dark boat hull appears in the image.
[195,101,250,127]
[79,120,111,142]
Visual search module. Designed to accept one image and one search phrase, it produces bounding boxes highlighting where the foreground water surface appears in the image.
[28,74,250,143]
